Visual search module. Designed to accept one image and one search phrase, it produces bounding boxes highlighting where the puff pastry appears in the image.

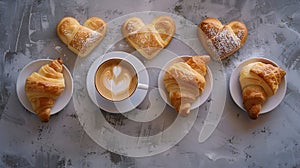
[122,16,175,59]
[164,55,210,116]
[239,61,286,119]
[198,18,248,60]
[57,17,107,57]
[25,58,65,122]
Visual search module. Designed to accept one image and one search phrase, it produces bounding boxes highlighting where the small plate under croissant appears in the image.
[230,57,287,119]
[16,59,73,122]
[158,56,213,116]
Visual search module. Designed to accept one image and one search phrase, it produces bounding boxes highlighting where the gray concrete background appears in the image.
[1,0,300,167]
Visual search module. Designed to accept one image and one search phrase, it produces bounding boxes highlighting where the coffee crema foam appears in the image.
[95,59,138,101]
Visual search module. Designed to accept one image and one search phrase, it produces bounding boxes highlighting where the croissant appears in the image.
[239,61,286,119]
[57,17,107,57]
[25,58,65,122]
[164,55,210,116]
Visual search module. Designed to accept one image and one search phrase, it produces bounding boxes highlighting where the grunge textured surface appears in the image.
[0,0,299,167]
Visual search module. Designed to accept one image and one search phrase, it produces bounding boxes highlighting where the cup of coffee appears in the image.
[94,57,148,102]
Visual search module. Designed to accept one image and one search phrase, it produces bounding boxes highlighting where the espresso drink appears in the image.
[95,59,138,101]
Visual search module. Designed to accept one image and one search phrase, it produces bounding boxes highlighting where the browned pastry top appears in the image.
[250,62,286,94]
[25,59,66,122]
[57,17,106,57]
[198,18,248,60]
[122,16,176,59]
[163,55,210,116]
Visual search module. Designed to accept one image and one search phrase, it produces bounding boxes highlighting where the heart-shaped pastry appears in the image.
[57,17,107,57]
[198,18,248,60]
[122,16,176,59]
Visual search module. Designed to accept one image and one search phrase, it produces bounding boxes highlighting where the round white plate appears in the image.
[158,56,213,111]
[86,51,149,113]
[16,59,73,115]
[229,57,287,114]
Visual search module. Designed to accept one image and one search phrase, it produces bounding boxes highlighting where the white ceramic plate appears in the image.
[86,51,149,113]
[158,56,213,111]
[229,57,287,114]
[16,59,73,115]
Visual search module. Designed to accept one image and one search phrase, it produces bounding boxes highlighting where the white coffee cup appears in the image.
[94,57,148,102]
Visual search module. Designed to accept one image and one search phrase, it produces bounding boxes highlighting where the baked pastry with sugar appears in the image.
[57,17,107,57]
[198,18,248,60]
[163,55,210,116]
[239,61,286,119]
[122,16,176,59]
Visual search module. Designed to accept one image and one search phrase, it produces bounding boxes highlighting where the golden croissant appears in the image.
[239,61,286,119]
[25,58,65,122]
[164,55,210,116]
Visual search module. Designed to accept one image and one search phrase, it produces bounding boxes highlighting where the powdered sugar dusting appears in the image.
[202,23,218,38]
[85,30,101,44]
[126,21,139,33]
[70,28,101,53]
[209,28,218,37]
[237,30,245,39]
[211,27,241,57]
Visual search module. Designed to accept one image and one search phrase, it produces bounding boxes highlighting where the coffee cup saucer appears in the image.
[86,51,149,113]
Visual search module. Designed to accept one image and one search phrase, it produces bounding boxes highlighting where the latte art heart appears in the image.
[113,66,121,77]
[103,67,131,95]
[95,59,138,101]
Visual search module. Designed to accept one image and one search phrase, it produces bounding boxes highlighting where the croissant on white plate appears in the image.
[239,61,286,119]
[25,58,65,122]
[163,55,210,116]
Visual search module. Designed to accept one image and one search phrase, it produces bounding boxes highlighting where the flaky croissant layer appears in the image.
[164,55,210,116]
[239,61,286,119]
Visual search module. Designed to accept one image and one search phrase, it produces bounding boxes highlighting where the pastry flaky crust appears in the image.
[122,16,176,59]
[239,62,286,119]
[198,18,248,60]
[25,58,65,122]
[164,55,210,116]
[57,17,107,57]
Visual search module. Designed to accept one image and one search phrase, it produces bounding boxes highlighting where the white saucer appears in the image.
[158,56,213,111]
[229,57,287,114]
[16,59,73,115]
[86,51,149,113]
